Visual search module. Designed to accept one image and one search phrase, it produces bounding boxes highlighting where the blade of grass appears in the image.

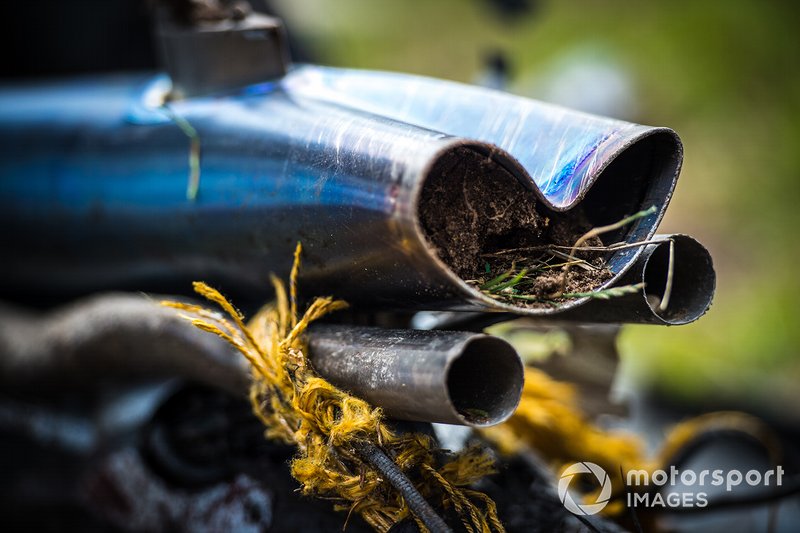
[479,236,670,257]
[560,282,645,300]
[536,259,589,271]
[480,265,515,290]
[549,250,596,271]
[489,268,529,293]
[162,104,201,201]
[501,283,645,303]
[658,238,675,313]
[557,206,657,295]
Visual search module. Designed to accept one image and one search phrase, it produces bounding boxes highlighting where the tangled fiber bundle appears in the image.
[160,243,781,531]
[163,244,504,532]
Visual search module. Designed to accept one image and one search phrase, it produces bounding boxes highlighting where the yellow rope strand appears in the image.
[162,243,504,532]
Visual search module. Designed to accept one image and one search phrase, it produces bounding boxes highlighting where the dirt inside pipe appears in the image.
[418,147,612,308]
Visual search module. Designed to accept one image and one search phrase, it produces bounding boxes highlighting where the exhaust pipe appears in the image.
[0,66,684,321]
[410,234,715,330]
[554,234,716,325]
[307,325,524,427]
[0,295,522,427]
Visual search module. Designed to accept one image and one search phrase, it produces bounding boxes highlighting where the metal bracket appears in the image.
[156,2,289,99]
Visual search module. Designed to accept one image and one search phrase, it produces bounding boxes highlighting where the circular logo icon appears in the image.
[558,462,612,515]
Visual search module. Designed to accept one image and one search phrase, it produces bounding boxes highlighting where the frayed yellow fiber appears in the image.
[162,243,504,533]
[482,366,779,517]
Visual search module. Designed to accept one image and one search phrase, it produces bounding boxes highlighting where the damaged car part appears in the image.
[307,324,524,426]
[0,64,696,321]
[0,295,523,428]
[553,234,716,325]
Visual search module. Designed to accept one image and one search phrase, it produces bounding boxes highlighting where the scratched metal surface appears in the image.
[307,324,523,426]
[0,67,683,318]
[284,65,667,210]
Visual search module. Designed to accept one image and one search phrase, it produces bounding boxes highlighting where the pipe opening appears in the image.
[418,146,613,309]
[643,235,715,324]
[418,146,544,279]
[445,336,523,427]
[581,130,682,244]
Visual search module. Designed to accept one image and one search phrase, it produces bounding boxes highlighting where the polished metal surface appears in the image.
[283,66,682,212]
[0,66,690,320]
[307,324,524,427]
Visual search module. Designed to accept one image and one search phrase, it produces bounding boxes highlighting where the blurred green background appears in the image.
[276,0,800,422]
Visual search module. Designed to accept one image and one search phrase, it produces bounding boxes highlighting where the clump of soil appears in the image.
[418,147,612,307]
[418,147,542,278]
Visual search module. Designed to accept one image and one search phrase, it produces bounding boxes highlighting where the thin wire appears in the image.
[480,238,671,257]
[355,441,453,533]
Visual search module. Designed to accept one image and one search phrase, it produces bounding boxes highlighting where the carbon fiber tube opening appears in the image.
[445,336,523,427]
[643,235,715,325]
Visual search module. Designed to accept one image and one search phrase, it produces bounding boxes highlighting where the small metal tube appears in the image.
[0,295,523,427]
[306,325,524,427]
[554,234,716,325]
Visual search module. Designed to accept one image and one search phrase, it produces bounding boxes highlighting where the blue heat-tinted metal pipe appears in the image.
[0,65,684,319]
